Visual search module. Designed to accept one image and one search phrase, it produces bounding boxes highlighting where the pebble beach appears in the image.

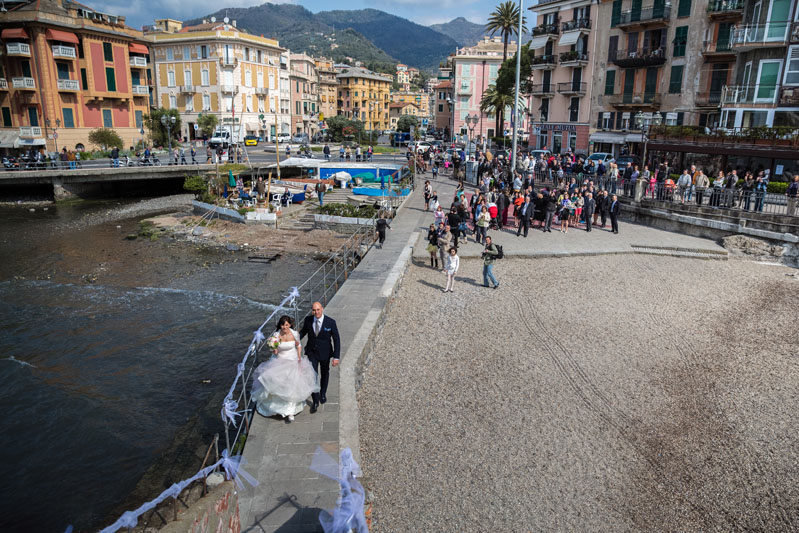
[358,255,799,531]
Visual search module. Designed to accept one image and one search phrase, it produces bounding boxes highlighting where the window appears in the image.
[56,62,70,80]
[201,69,209,86]
[673,26,688,57]
[540,98,549,122]
[184,69,192,86]
[203,93,211,110]
[81,68,88,90]
[678,0,691,17]
[269,73,275,89]
[756,60,781,101]
[102,109,112,127]
[608,35,619,61]
[438,103,444,112]
[166,48,173,61]
[103,42,113,62]
[605,70,616,95]
[62,108,75,128]
[132,70,141,85]
[1,107,11,127]
[245,70,252,87]
[167,70,175,87]
[199,45,208,59]
[257,71,264,88]
[611,0,622,26]
[462,64,471,76]
[258,96,265,112]
[224,95,233,112]
[183,46,190,60]
[669,65,684,93]
[784,46,799,84]
[21,60,32,78]
[105,67,116,91]
[569,131,577,152]
[569,97,579,122]
[135,110,143,128]
[169,94,177,109]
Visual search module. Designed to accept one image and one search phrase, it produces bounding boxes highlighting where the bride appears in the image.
[252,316,320,422]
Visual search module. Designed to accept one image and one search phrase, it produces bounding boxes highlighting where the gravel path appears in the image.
[358,255,799,531]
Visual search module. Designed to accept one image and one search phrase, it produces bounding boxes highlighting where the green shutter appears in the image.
[103,42,113,62]
[105,67,116,92]
[1,107,11,127]
[669,65,684,93]
[673,26,688,57]
[62,108,75,128]
[102,109,113,128]
[605,70,616,95]
[81,68,88,90]
[678,0,692,17]
[611,0,622,27]
[135,110,143,128]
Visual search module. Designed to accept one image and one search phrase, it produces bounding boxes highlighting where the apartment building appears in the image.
[147,17,289,142]
[315,57,338,122]
[388,101,420,129]
[391,90,430,119]
[529,0,598,154]
[451,36,517,143]
[0,0,151,151]
[433,80,453,132]
[289,53,317,136]
[720,0,799,130]
[588,0,707,157]
[335,65,391,131]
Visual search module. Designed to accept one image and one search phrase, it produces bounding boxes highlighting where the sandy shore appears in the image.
[358,255,799,531]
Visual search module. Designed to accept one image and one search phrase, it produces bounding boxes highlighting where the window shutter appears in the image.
[615,112,623,129]
[678,0,692,17]
[628,32,639,52]
[677,112,684,125]
[669,65,684,93]
[605,70,616,95]
[598,112,603,128]
[610,112,615,128]
[643,30,651,53]
[608,35,619,60]
[611,0,622,27]
[660,30,667,51]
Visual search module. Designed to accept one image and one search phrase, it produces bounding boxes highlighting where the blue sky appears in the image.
[93,0,508,32]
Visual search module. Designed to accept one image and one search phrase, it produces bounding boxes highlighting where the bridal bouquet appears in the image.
[268,334,281,351]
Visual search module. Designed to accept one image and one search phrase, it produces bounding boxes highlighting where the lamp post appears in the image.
[161,114,176,165]
[464,113,478,161]
[634,111,663,171]
[510,0,524,173]
[45,118,60,154]
[446,98,454,145]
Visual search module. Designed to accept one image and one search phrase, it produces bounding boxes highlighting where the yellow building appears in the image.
[335,65,391,131]
[148,18,289,142]
[388,101,419,129]
[391,91,430,120]
[314,57,337,124]
[0,0,151,152]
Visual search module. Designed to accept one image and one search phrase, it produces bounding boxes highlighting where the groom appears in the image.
[300,301,341,413]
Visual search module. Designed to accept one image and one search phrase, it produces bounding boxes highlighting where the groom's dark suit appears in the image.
[300,314,341,405]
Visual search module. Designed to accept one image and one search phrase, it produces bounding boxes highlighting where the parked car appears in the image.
[276,133,291,143]
[244,135,259,146]
[587,152,614,165]
[410,141,432,153]
[292,133,309,144]
[530,149,552,160]
[615,154,641,168]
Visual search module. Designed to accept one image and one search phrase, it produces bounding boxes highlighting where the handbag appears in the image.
[458,222,467,232]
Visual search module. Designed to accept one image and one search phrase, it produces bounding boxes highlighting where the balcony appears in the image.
[255,87,269,95]
[219,57,238,67]
[721,84,781,105]
[132,85,149,95]
[531,54,557,70]
[609,47,666,68]
[779,86,799,106]
[731,23,791,49]
[220,85,236,93]
[19,126,43,138]
[530,83,555,97]
[0,79,7,90]
[561,18,591,32]
[6,43,30,56]
[130,56,148,67]
[702,39,734,56]
[180,85,195,93]
[52,45,77,59]
[694,91,723,107]
[11,77,35,90]
[707,0,744,18]
[557,82,587,96]
[617,4,671,29]
[531,21,559,37]
[559,51,589,67]
[607,92,661,107]
[57,79,80,91]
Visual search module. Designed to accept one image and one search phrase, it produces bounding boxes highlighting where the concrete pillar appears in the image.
[634,179,645,204]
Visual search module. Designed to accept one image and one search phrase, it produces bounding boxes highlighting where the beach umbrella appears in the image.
[228,169,236,188]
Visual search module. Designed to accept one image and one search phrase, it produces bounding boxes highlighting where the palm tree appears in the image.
[486,1,528,61]
[480,84,515,138]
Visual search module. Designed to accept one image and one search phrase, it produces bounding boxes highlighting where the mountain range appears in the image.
[188,4,491,72]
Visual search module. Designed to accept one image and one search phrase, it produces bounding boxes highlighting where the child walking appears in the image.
[442,247,459,293]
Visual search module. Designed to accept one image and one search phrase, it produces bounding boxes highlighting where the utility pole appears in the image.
[510,0,524,174]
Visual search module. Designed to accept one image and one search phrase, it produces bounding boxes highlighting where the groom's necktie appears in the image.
[314,318,321,336]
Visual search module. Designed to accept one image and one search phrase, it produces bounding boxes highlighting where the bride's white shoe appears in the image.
[287,414,294,422]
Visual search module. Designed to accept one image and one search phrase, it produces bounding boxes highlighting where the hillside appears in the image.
[429,17,487,47]
[189,4,458,71]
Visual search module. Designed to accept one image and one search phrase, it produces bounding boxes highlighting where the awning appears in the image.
[558,30,583,47]
[625,133,644,142]
[45,29,79,44]
[0,130,18,148]
[1,28,29,40]
[14,137,46,148]
[529,35,551,50]
[129,43,149,55]
[589,132,627,144]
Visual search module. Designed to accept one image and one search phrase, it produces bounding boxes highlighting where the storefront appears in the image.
[531,123,589,154]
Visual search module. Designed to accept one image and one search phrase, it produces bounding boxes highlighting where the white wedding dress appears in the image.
[252,329,320,418]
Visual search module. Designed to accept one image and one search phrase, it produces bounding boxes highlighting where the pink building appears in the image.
[451,36,517,144]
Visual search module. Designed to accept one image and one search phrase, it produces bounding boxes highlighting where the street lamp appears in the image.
[161,114,177,165]
[45,118,61,154]
[634,111,663,171]
[446,98,454,145]
[464,113,478,160]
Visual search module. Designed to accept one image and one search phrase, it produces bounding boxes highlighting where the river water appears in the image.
[0,200,318,531]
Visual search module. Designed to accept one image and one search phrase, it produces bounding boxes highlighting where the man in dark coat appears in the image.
[516,194,533,237]
[598,190,610,228]
[583,192,596,232]
[609,194,620,234]
[300,302,341,413]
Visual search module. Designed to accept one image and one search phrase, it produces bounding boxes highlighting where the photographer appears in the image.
[481,236,500,289]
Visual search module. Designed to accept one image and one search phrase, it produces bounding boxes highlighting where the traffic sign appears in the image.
[53,132,58,139]
[193,124,199,130]
[140,128,145,135]
[258,113,264,120]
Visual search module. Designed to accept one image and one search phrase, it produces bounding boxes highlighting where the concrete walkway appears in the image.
[236,169,726,532]
[238,174,429,532]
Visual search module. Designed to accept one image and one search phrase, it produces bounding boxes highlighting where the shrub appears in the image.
[183,175,207,198]
[768,182,788,194]
[88,128,123,149]
[317,203,377,218]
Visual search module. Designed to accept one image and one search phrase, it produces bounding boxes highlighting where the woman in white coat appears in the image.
[442,247,460,293]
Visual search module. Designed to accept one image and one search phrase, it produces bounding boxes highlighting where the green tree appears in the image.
[88,128,123,150]
[396,115,419,133]
[325,115,364,142]
[480,84,514,138]
[495,44,534,96]
[197,113,219,138]
[486,1,528,61]
[143,108,182,148]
